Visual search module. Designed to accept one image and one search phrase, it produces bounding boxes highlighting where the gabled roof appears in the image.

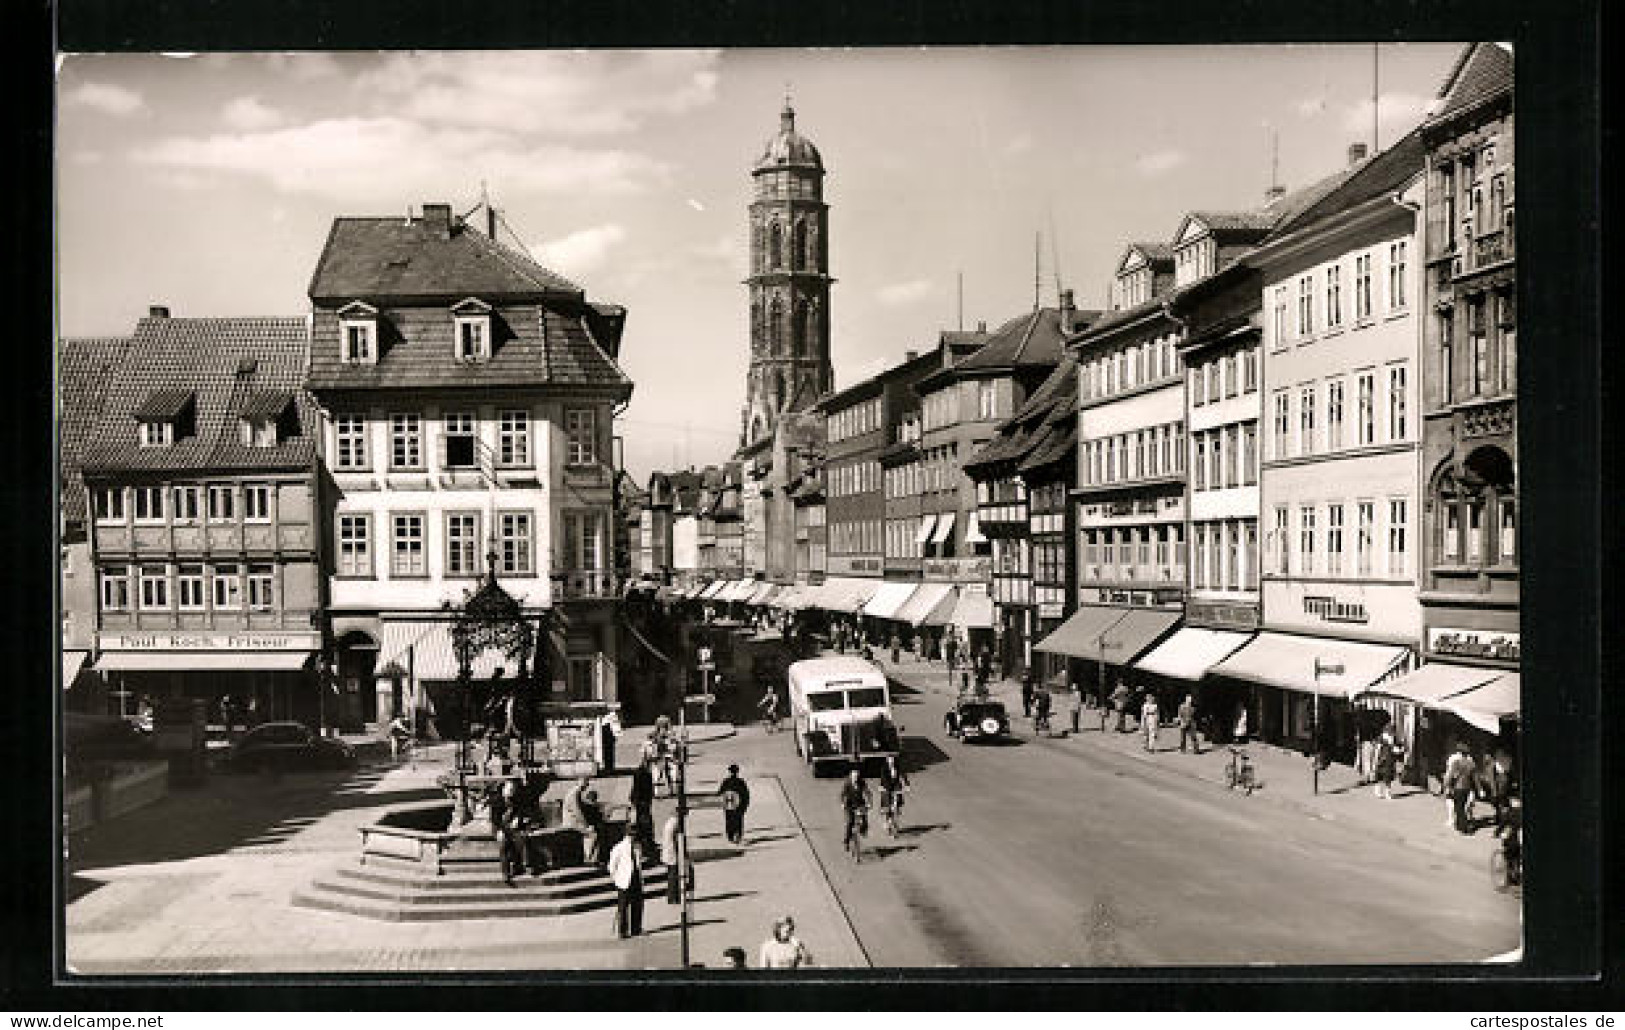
[1184,210,1279,236]
[131,388,195,421]
[59,336,131,524]
[949,307,1069,375]
[309,213,581,302]
[1265,128,1427,240]
[1429,43,1513,126]
[80,316,318,475]
[1119,242,1175,273]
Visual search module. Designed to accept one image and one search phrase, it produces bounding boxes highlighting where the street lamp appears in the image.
[1311,658,1344,795]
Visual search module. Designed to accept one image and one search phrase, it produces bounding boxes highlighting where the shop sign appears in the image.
[827,555,883,575]
[1428,627,1519,662]
[1152,588,1184,605]
[1038,601,1064,620]
[100,631,320,651]
[923,557,992,583]
[1302,595,1370,624]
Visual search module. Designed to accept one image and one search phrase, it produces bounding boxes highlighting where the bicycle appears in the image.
[1224,745,1257,794]
[844,806,869,863]
[880,788,905,837]
[1490,826,1522,893]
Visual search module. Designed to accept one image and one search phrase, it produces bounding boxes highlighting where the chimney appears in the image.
[977,320,987,333]
[1264,184,1287,205]
[904,350,918,363]
[1059,288,1076,331]
[1347,142,1370,167]
[421,202,453,240]
[148,305,170,318]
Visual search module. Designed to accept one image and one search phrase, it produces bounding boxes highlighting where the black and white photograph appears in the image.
[55,42,1535,975]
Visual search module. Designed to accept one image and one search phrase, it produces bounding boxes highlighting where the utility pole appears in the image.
[1372,43,1381,152]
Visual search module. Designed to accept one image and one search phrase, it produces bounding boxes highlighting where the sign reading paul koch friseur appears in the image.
[99,631,322,651]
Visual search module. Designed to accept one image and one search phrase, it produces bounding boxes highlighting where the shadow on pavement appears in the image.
[743,833,796,845]
[868,844,919,860]
[644,918,726,935]
[900,737,951,773]
[65,873,107,904]
[692,890,758,903]
[688,847,746,864]
[896,822,950,839]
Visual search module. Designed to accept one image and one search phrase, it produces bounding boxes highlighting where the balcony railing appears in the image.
[551,570,620,601]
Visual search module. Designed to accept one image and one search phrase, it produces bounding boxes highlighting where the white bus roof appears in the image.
[787,656,887,691]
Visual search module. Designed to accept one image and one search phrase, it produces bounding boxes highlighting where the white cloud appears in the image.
[354,50,722,136]
[63,82,146,117]
[877,279,934,306]
[133,117,670,201]
[534,224,628,277]
[1134,149,1187,176]
[1341,91,1431,137]
[222,96,287,131]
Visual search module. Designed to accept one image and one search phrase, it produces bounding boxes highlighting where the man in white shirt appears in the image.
[607,832,644,939]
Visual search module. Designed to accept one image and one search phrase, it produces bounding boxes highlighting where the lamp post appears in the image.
[1311,658,1344,795]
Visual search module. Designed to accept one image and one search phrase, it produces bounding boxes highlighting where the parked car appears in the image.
[227,721,355,773]
[946,697,1011,744]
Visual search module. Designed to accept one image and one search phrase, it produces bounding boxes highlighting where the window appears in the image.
[207,485,235,522]
[133,485,166,523]
[172,485,201,523]
[1207,361,1220,403]
[1354,253,1373,321]
[1244,522,1259,589]
[1241,423,1258,485]
[1243,347,1258,393]
[1272,391,1290,459]
[1498,497,1516,565]
[390,413,423,470]
[1299,386,1316,455]
[176,564,205,610]
[1298,505,1316,575]
[337,515,372,577]
[444,512,482,576]
[1388,241,1408,310]
[1327,380,1345,449]
[241,417,278,448]
[1272,287,1288,348]
[392,514,426,577]
[498,410,530,466]
[100,566,130,611]
[1357,501,1375,576]
[443,412,477,469]
[139,421,174,448]
[566,510,606,571]
[1296,275,1315,337]
[978,380,998,420]
[1387,365,1408,441]
[565,409,597,466]
[1439,310,1455,405]
[1469,301,1488,396]
[1194,434,1208,490]
[212,563,241,609]
[1275,505,1290,575]
[455,316,489,362]
[1497,294,1517,394]
[1442,502,1461,562]
[1224,354,1238,397]
[138,565,169,610]
[1388,498,1408,575]
[1326,504,1345,576]
[1192,366,1205,407]
[248,565,275,610]
[1467,497,1485,563]
[1441,163,1457,250]
[1357,373,1376,446]
[1326,265,1343,328]
[342,320,376,364]
[94,486,126,523]
[499,511,533,575]
[334,415,368,470]
[244,484,271,522]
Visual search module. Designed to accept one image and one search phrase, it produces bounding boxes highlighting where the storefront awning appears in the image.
[378,621,509,681]
[1033,604,1132,657]
[1101,609,1182,665]
[771,586,804,609]
[862,582,921,621]
[1207,632,1411,698]
[894,583,957,627]
[930,511,957,544]
[818,576,881,614]
[62,650,89,687]
[1132,627,1252,682]
[746,583,781,606]
[964,511,987,545]
[915,514,939,546]
[1354,662,1501,705]
[1440,672,1520,732]
[698,580,727,600]
[96,650,313,673]
[949,589,995,630]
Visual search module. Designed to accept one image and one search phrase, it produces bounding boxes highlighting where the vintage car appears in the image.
[945,695,1011,743]
[227,721,356,773]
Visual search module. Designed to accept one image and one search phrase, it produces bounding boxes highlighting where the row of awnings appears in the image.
[1034,605,1519,728]
[684,575,996,630]
[911,511,989,548]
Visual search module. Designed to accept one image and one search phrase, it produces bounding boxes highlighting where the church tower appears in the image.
[741,97,833,449]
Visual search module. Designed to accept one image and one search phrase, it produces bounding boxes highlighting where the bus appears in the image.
[785,656,901,772]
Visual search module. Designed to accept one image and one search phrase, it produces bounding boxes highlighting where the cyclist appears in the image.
[387,712,412,762]
[877,755,910,835]
[1032,688,1053,737]
[839,768,872,862]
[758,685,782,734]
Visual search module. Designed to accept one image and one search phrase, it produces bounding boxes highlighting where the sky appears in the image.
[55,44,1468,483]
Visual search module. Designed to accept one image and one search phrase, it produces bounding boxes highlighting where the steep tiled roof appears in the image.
[962,425,1030,473]
[80,316,318,475]
[1189,211,1278,235]
[952,307,1069,373]
[1072,294,1170,340]
[1018,423,1076,474]
[1429,43,1513,125]
[59,336,131,524]
[1267,128,1427,239]
[1128,242,1175,268]
[309,215,580,301]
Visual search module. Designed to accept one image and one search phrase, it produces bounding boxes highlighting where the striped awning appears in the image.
[949,588,995,630]
[894,583,957,627]
[378,621,510,681]
[915,514,939,545]
[1439,672,1520,732]
[862,582,921,621]
[62,650,89,688]
[931,511,957,544]
[1209,632,1412,699]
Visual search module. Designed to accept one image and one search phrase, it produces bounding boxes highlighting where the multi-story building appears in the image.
[305,202,632,727]
[60,335,132,712]
[1411,43,1519,746]
[79,311,329,727]
[1209,136,1428,754]
[818,372,888,614]
[636,469,704,580]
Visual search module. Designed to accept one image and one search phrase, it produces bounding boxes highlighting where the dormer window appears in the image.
[451,298,493,363]
[139,421,174,448]
[238,392,295,449]
[241,419,279,448]
[338,300,379,365]
[132,388,194,448]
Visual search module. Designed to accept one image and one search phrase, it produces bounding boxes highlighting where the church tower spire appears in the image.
[741,97,833,449]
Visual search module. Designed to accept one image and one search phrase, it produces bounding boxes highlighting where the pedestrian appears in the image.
[1483,748,1515,836]
[1233,703,1250,744]
[563,776,605,864]
[1032,688,1053,736]
[1373,726,1398,800]
[491,780,526,886]
[758,915,815,968]
[600,710,621,773]
[1177,694,1200,754]
[1110,682,1131,733]
[889,631,901,665]
[1067,675,1083,735]
[719,763,751,845]
[245,696,261,728]
[217,694,233,737]
[722,946,748,969]
[607,832,645,939]
[387,710,412,761]
[1020,669,1035,718]
[630,758,656,850]
[1442,741,1478,834]
[945,632,958,671]
[959,669,971,695]
[660,812,682,905]
[1141,694,1160,751]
